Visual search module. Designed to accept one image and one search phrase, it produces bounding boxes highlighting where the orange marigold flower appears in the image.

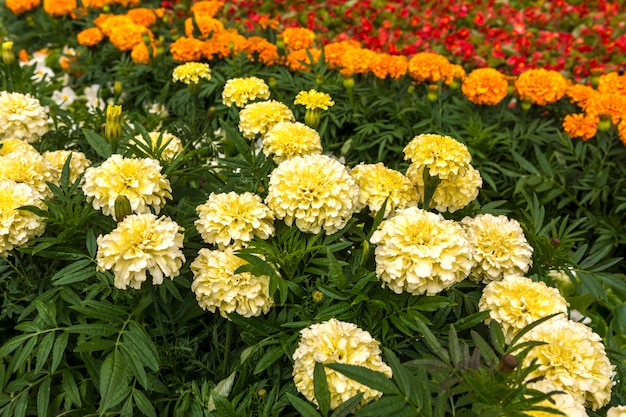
[108,0,139,7]
[322,40,360,69]
[281,27,316,51]
[190,0,224,17]
[583,92,626,125]
[108,24,153,52]
[243,36,279,66]
[514,68,568,106]
[340,46,376,76]
[96,15,134,36]
[258,15,279,30]
[562,113,598,141]
[43,0,76,17]
[566,83,598,108]
[131,42,157,64]
[462,68,509,106]
[443,64,466,86]
[77,27,104,47]
[285,48,321,72]
[407,52,453,84]
[6,0,40,14]
[80,0,107,7]
[201,29,246,60]
[184,15,224,39]
[18,49,29,62]
[170,36,204,62]
[598,72,626,96]
[618,120,626,145]
[369,53,407,80]
[126,8,157,27]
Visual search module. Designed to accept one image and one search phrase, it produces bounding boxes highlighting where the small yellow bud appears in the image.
[104,104,123,150]
[521,98,532,111]
[427,84,439,102]
[312,291,324,303]
[2,41,15,65]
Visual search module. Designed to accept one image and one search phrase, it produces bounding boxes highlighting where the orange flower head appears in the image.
[190,1,224,17]
[340,46,376,75]
[169,36,204,62]
[80,0,107,7]
[6,0,40,14]
[97,15,134,36]
[514,68,568,106]
[243,36,279,66]
[444,64,466,87]
[131,42,157,65]
[618,120,626,146]
[108,0,140,6]
[108,24,153,52]
[126,8,157,27]
[462,68,509,106]
[43,0,76,17]
[185,14,224,39]
[280,27,316,51]
[562,113,598,141]
[258,15,279,30]
[369,53,407,80]
[407,52,453,84]
[566,83,599,108]
[201,29,247,60]
[77,27,104,47]
[598,72,626,96]
[583,92,626,125]
[285,48,321,72]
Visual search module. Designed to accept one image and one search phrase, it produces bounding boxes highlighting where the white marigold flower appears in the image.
[262,121,322,163]
[403,133,472,179]
[607,405,626,417]
[190,247,273,318]
[406,163,482,213]
[350,162,418,218]
[370,206,472,295]
[96,213,185,290]
[42,150,91,184]
[132,131,183,161]
[0,150,55,199]
[0,180,46,256]
[0,138,38,156]
[0,91,49,143]
[526,379,589,417]
[518,319,615,410]
[461,213,533,283]
[479,275,569,342]
[82,154,172,220]
[195,191,275,248]
[238,100,295,139]
[222,76,270,108]
[266,154,358,235]
[172,62,211,84]
[292,318,392,410]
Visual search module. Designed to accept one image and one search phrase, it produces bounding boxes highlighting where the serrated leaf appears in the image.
[99,350,130,412]
[62,370,82,408]
[134,390,157,417]
[35,332,55,373]
[124,321,159,372]
[37,377,50,417]
[413,296,454,311]
[414,319,450,363]
[470,330,497,365]
[51,259,96,286]
[314,362,331,417]
[355,395,411,416]
[382,348,412,398]
[329,392,363,417]
[66,323,118,337]
[253,345,284,375]
[453,310,491,332]
[9,337,37,374]
[211,392,237,417]
[286,392,322,417]
[325,364,398,395]
[119,342,148,389]
[0,334,35,358]
[83,128,112,158]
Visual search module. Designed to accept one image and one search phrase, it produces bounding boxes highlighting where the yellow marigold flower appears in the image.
[0,151,55,199]
[607,406,626,417]
[132,131,183,161]
[172,62,211,85]
[583,92,626,125]
[519,319,614,410]
[262,121,322,163]
[562,113,598,141]
[238,100,295,139]
[350,162,418,218]
[222,76,270,108]
[0,180,46,256]
[126,8,157,27]
[598,71,626,96]
[369,53,408,80]
[339,46,376,76]
[108,23,152,52]
[462,68,509,106]
[526,380,589,417]
[514,68,568,106]
[407,52,452,84]
[0,91,49,143]
[0,138,37,156]
[195,191,275,248]
[285,48,321,72]
[43,0,76,17]
[42,150,91,184]
[293,318,392,410]
[190,1,224,17]
[81,154,172,220]
[566,83,598,108]
[190,247,273,318]
[202,29,247,60]
[6,0,40,15]
[461,214,533,283]
[169,36,204,62]
[130,42,157,65]
[77,27,104,47]
[266,154,358,235]
[280,27,316,51]
[294,89,334,110]
[96,213,185,290]
[184,15,224,39]
[479,275,569,342]
[243,36,279,66]
[403,133,472,179]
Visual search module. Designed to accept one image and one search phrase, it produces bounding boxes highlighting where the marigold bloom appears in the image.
[184,15,224,39]
[96,15,134,35]
[350,162,418,218]
[0,138,37,156]
[190,0,224,17]
[43,0,76,17]
[169,36,204,62]
[598,71,626,96]
[77,27,104,47]
[322,40,360,69]
[96,214,185,290]
[526,379,589,417]
[618,120,626,146]
[266,154,358,235]
[562,113,598,141]
[0,91,49,143]
[0,180,46,256]
[407,52,452,84]
[190,247,273,318]
[222,76,270,108]
[583,92,626,125]
[285,48,321,72]
[478,275,568,342]
[0,150,55,199]
[461,214,533,283]
[243,36,279,66]
[126,8,157,27]
[6,0,40,15]
[444,64,466,87]
[202,29,247,60]
[293,319,392,410]
[607,406,626,417]
[514,68,568,106]
[130,42,157,65]
[195,192,275,248]
[519,319,614,410]
[132,131,183,161]
[403,133,472,179]
[339,46,376,76]
[462,68,509,106]
[42,150,91,184]
[369,53,408,80]
[238,100,295,139]
[280,27,316,51]
[294,90,334,110]
[263,121,322,163]
[108,23,152,52]
[565,83,598,108]
[172,62,211,85]
[82,155,172,220]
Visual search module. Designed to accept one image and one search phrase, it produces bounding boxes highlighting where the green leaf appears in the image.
[286,392,322,417]
[326,248,346,287]
[382,348,412,398]
[99,350,130,412]
[62,370,82,408]
[414,319,450,363]
[123,321,159,372]
[414,296,454,312]
[314,362,331,417]
[35,332,55,373]
[119,342,148,389]
[9,337,37,374]
[453,310,491,332]
[253,345,284,375]
[51,259,96,286]
[355,396,412,416]
[211,392,237,417]
[83,128,112,158]
[470,330,497,365]
[133,390,157,417]
[13,390,28,417]
[37,377,51,417]
[329,393,363,417]
[0,334,35,358]
[325,364,398,395]
[66,323,118,337]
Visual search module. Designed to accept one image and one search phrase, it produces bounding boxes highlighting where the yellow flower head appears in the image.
[172,62,211,85]
[350,162,418,218]
[462,68,509,106]
[461,214,533,283]
[190,247,274,318]
[0,138,37,156]
[238,100,295,139]
[407,52,452,84]
[370,207,472,295]
[526,379,590,417]
[81,154,172,220]
[132,131,183,161]
[562,113,598,141]
[96,213,185,290]
[294,89,334,110]
[280,27,316,51]
[607,406,626,417]
[292,318,392,410]
[519,319,614,410]
[479,275,569,342]
[262,121,322,163]
[403,133,472,179]
[0,91,49,143]
[0,150,55,199]
[195,191,275,248]
[42,150,91,185]
[266,154,358,235]
[222,77,270,108]
[6,0,40,15]
[514,68,568,106]
[0,180,46,256]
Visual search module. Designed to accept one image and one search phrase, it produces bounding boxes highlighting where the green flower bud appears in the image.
[114,195,132,222]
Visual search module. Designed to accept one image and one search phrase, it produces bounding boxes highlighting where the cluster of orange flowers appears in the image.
[6,0,141,17]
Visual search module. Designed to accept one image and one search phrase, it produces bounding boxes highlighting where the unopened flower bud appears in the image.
[407,84,415,95]
[104,104,122,150]
[342,76,355,94]
[427,84,439,102]
[312,291,324,303]
[257,388,267,398]
[2,41,15,65]
[590,68,603,90]
[521,98,532,111]
[113,81,123,96]
[598,114,611,131]
[315,73,324,86]
[114,195,133,222]
[550,237,561,246]
[498,354,518,373]
[268,76,277,89]
[304,108,321,129]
